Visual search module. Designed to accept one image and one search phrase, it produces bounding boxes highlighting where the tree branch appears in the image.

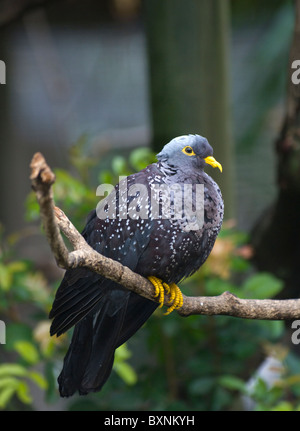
[30,152,300,320]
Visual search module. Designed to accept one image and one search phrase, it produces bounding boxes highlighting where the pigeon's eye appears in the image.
[182,146,195,156]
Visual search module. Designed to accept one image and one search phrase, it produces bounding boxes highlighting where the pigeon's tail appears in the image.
[50,276,158,397]
[57,290,130,397]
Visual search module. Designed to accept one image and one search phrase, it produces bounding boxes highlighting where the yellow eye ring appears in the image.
[182,146,196,156]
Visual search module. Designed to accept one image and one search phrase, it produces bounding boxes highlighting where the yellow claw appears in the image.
[147,276,183,315]
[164,283,184,315]
[148,275,165,308]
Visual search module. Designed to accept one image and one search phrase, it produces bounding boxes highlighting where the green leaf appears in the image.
[251,377,269,400]
[188,377,215,395]
[14,341,39,365]
[271,401,294,411]
[0,377,20,388]
[218,375,246,393]
[7,261,28,273]
[242,273,283,299]
[44,362,57,402]
[0,366,47,408]
[0,364,27,378]
[114,361,137,386]
[115,344,131,361]
[230,256,250,272]
[0,384,17,409]
[112,156,127,175]
[24,192,40,222]
[0,263,12,291]
[16,381,32,404]
[266,320,284,339]
[98,170,114,185]
[28,371,48,390]
[129,147,156,171]
[5,323,33,350]
[53,169,94,205]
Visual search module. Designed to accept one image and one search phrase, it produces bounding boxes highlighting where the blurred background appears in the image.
[1,0,300,411]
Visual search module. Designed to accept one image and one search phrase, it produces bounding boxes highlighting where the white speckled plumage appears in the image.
[49,134,224,397]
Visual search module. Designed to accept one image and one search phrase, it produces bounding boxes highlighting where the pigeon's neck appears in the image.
[157,160,207,184]
[157,160,177,177]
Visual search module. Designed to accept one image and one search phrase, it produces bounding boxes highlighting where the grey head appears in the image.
[157,134,222,173]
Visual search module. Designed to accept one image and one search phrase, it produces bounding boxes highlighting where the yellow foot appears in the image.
[148,276,184,315]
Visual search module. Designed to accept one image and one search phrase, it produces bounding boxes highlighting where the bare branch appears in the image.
[30,152,69,267]
[30,152,300,320]
[178,292,300,320]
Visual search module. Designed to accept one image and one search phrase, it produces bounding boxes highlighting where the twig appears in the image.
[30,152,300,320]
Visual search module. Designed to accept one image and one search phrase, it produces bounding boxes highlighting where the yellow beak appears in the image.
[204,156,223,173]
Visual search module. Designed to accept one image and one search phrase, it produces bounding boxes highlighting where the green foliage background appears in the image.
[1,140,300,411]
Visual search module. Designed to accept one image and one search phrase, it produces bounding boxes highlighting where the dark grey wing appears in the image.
[49,166,160,396]
[49,165,161,336]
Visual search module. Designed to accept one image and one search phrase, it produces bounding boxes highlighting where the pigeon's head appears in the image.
[157,134,222,173]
